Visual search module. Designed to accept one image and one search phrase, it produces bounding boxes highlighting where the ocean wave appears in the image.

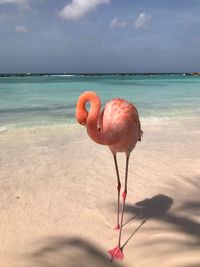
[0,118,76,131]
[141,116,171,123]
[0,123,21,131]
[48,74,76,77]
[0,104,75,114]
[0,126,8,132]
[140,115,200,124]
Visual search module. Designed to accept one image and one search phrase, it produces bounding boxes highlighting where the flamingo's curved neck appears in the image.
[76,91,110,145]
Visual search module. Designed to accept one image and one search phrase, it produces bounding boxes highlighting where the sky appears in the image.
[0,0,200,73]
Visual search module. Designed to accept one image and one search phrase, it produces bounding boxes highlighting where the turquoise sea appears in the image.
[0,74,200,130]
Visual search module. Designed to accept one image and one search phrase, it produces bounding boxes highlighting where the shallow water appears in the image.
[0,74,200,129]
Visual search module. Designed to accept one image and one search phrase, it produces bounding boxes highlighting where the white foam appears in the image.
[0,126,8,132]
[141,116,170,124]
[49,74,75,77]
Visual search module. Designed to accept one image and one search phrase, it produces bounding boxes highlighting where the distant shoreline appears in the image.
[0,72,200,77]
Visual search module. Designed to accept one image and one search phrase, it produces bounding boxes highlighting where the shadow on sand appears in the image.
[122,194,173,249]
[121,178,200,267]
[28,237,125,267]
[28,177,200,267]
[123,193,200,245]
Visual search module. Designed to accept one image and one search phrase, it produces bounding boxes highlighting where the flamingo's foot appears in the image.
[114,224,120,230]
[108,246,124,261]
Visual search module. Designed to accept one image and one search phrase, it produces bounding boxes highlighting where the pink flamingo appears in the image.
[76,91,142,261]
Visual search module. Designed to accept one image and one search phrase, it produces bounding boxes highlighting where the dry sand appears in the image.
[0,119,200,267]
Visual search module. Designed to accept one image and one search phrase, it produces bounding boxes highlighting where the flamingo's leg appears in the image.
[108,156,129,261]
[118,155,129,246]
[113,154,121,230]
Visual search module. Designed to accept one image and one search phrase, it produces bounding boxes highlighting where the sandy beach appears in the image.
[0,119,200,267]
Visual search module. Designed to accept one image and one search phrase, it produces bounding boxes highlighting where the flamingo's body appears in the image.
[102,98,141,155]
[76,91,142,261]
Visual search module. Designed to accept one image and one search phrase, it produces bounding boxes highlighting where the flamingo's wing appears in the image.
[97,108,105,131]
[138,119,143,141]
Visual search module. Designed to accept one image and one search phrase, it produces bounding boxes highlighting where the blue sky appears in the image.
[0,0,200,73]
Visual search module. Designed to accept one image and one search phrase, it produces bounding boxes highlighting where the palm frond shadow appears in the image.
[28,237,126,267]
[124,192,200,247]
[119,176,200,266]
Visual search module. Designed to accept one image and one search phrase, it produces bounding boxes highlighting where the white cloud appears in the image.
[15,25,29,33]
[0,0,26,5]
[58,0,110,20]
[109,17,127,28]
[110,13,152,30]
[0,0,30,9]
[134,13,152,30]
